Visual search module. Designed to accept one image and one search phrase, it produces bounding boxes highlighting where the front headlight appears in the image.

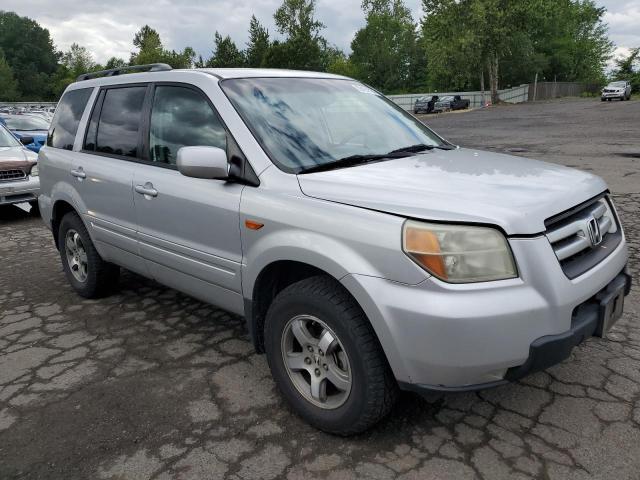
[30,164,39,177]
[402,220,517,283]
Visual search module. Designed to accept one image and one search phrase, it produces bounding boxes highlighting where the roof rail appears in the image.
[76,63,172,81]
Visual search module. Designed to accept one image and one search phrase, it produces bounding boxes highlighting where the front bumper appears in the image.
[341,234,629,389]
[601,92,624,99]
[0,176,40,205]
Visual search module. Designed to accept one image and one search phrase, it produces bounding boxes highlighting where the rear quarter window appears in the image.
[47,88,93,150]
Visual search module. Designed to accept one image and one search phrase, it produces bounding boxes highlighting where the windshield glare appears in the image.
[221,78,445,173]
[0,125,20,148]
[3,115,50,131]
[609,81,626,87]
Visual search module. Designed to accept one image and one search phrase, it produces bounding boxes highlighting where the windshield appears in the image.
[221,78,445,173]
[0,125,20,147]
[609,81,626,88]
[2,115,50,131]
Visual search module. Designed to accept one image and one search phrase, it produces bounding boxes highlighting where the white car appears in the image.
[601,81,632,101]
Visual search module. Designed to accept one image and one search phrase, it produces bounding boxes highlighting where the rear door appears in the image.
[74,84,149,275]
[132,83,244,314]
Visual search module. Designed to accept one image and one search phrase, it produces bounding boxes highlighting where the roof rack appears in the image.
[76,63,172,81]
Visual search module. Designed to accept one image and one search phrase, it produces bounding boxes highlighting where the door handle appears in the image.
[70,167,86,179]
[135,182,158,198]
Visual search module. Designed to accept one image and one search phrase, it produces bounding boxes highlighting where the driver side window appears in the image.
[149,85,227,165]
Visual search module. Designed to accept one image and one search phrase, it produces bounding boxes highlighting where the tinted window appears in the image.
[94,86,146,158]
[149,86,226,164]
[47,88,92,149]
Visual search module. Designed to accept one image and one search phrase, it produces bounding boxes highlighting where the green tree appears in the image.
[325,48,357,78]
[246,15,270,67]
[351,0,421,92]
[130,25,195,68]
[130,25,163,64]
[206,32,245,67]
[52,43,98,95]
[612,47,640,93]
[423,0,538,102]
[105,57,127,69]
[422,0,612,100]
[0,11,59,99]
[265,0,328,70]
[0,51,19,101]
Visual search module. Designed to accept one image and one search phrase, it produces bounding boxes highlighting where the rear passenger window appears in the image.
[47,88,92,150]
[87,86,147,158]
[149,86,226,164]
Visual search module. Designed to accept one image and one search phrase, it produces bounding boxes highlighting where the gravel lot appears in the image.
[1,97,639,480]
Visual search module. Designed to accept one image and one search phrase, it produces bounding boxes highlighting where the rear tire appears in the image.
[58,212,119,298]
[264,275,398,435]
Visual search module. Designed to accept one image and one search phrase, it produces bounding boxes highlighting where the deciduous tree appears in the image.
[351,0,421,93]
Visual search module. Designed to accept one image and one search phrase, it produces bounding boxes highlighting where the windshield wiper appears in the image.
[388,143,456,154]
[298,152,408,174]
[297,143,457,174]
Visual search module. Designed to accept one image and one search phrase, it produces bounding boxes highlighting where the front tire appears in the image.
[264,275,398,435]
[58,212,119,298]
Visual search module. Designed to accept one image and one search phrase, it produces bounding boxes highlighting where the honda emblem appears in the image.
[587,216,603,246]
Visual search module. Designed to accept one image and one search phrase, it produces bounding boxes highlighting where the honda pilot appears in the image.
[38,65,630,435]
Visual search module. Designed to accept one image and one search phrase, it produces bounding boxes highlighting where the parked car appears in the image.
[433,95,471,112]
[39,65,630,435]
[0,114,49,152]
[413,95,438,114]
[0,122,39,209]
[601,81,632,101]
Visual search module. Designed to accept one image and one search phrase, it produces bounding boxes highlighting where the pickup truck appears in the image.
[434,95,470,112]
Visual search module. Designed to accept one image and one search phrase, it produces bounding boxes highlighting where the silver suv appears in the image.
[38,65,630,434]
[601,80,632,101]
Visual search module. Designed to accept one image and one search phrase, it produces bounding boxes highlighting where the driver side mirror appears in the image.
[19,136,34,145]
[176,146,228,180]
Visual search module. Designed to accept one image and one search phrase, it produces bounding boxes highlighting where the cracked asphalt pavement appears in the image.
[1,97,639,480]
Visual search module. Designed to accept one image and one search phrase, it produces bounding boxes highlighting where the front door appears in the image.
[74,85,148,275]
[133,84,244,314]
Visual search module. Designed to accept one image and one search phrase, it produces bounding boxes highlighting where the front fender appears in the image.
[242,227,379,300]
[240,187,428,300]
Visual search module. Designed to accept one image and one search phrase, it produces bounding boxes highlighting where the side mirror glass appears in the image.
[19,136,34,145]
[176,146,228,180]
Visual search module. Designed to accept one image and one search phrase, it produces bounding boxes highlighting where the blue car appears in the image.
[0,114,49,153]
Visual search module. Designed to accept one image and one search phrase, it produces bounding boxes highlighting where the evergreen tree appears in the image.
[246,15,270,68]
[206,32,245,67]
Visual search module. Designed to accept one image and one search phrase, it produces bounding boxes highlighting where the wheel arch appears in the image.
[51,199,80,250]
[247,260,339,353]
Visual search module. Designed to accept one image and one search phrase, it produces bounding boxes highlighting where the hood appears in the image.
[297,148,607,235]
[0,146,38,170]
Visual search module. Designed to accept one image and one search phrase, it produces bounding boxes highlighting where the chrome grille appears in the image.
[0,169,27,182]
[545,196,621,279]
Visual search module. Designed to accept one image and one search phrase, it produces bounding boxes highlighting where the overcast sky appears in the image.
[4,0,639,66]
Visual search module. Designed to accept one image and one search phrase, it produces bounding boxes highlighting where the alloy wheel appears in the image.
[281,314,352,409]
[64,229,88,283]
